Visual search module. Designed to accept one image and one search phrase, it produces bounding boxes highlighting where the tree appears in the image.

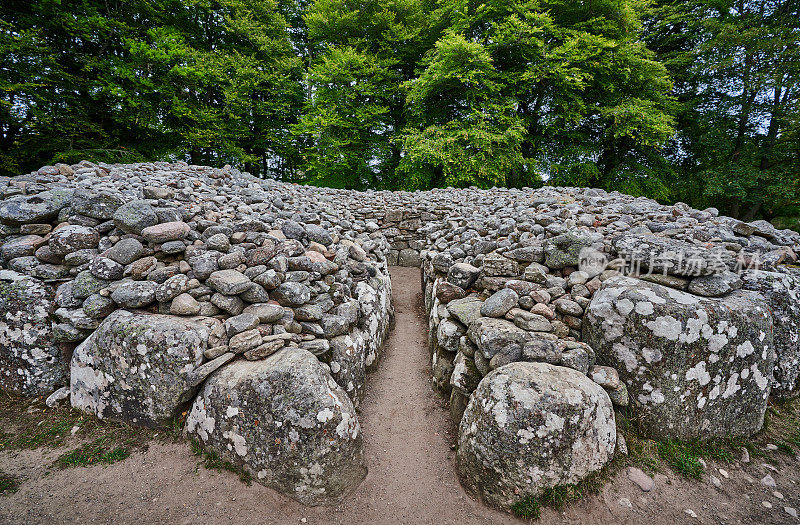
[428,0,676,195]
[647,0,800,218]
[294,0,436,188]
[292,46,392,189]
[399,32,530,189]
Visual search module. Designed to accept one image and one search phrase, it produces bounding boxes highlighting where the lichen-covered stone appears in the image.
[186,348,366,505]
[70,310,218,427]
[740,268,800,398]
[467,317,529,362]
[584,275,774,438]
[0,270,65,395]
[325,331,367,407]
[613,233,734,277]
[457,362,615,509]
[0,191,68,225]
[544,230,595,269]
[354,271,393,371]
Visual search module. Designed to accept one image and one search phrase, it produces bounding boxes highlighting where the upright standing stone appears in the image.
[584,276,774,438]
[0,270,65,395]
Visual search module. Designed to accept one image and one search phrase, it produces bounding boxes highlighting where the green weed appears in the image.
[511,497,541,519]
[0,472,19,494]
[55,437,132,468]
[190,439,252,485]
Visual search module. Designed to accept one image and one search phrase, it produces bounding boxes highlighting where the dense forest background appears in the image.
[1,0,798,222]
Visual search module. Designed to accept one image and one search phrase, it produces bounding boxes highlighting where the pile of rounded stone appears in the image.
[2,161,800,511]
[414,186,800,508]
[0,161,392,504]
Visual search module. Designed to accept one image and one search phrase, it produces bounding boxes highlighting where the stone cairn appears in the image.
[1,161,799,511]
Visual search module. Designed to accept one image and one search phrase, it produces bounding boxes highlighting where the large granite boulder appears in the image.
[186,348,366,505]
[740,268,800,398]
[612,233,735,277]
[0,191,70,225]
[457,362,615,509]
[70,310,219,427]
[584,276,774,438]
[354,272,393,371]
[325,331,367,407]
[0,270,66,395]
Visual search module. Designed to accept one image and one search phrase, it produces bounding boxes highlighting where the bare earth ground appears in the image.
[1,266,799,524]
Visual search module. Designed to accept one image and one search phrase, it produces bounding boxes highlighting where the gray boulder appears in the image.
[71,189,124,219]
[457,362,615,509]
[447,263,480,289]
[186,348,366,505]
[106,238,145,265]
[467,317,529,362]
[544,230,595,269]
[613,233,734,276]
[49,225,100,255]
[446,296,483,326]
[480,288,518,318]
[0,191,67,225]
[740,269,800,398]
[584,276,774,438]
[325,331,367,406]
[0,270,66,395]
[111,280,157,308]
[272,282,312,306]
[70,310,218,426]
[113,200,159,234]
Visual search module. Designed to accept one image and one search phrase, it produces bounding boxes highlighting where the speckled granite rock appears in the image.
[457,362,615,509]
[186,348,366,505]
[741,268,800,398]
[0,270,65,395]
[584,276,774,438]
[70,310,219,427]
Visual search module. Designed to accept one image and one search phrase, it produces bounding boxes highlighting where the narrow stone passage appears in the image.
[319,266,519,524]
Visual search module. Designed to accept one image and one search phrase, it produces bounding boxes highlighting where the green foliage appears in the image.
[0,0,796,215]
[400,32,534,189]
[0,472,19,494]
[510,471,608,519]
[511,496,541,519]
[1,415,77,450]
[646,0,800,217]
[56,437,132,468]
[293,46,393,189]
[190,438,252,485]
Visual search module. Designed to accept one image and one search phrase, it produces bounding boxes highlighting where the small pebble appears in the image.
[761,474,777,488]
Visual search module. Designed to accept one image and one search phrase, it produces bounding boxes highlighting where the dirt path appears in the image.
[1,267,799,524]
[334,266,518,524]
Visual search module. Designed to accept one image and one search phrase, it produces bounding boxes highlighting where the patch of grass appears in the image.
[0,472,19,494]
[511,496,541,519]
[55,437,132,468]
[0,392,184,478]
[0,394,181,451]
[776,440,797,456]
[10,417,77,449]
[656,440,705,479]
[190,439,252,485]
[511,470,608,519]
